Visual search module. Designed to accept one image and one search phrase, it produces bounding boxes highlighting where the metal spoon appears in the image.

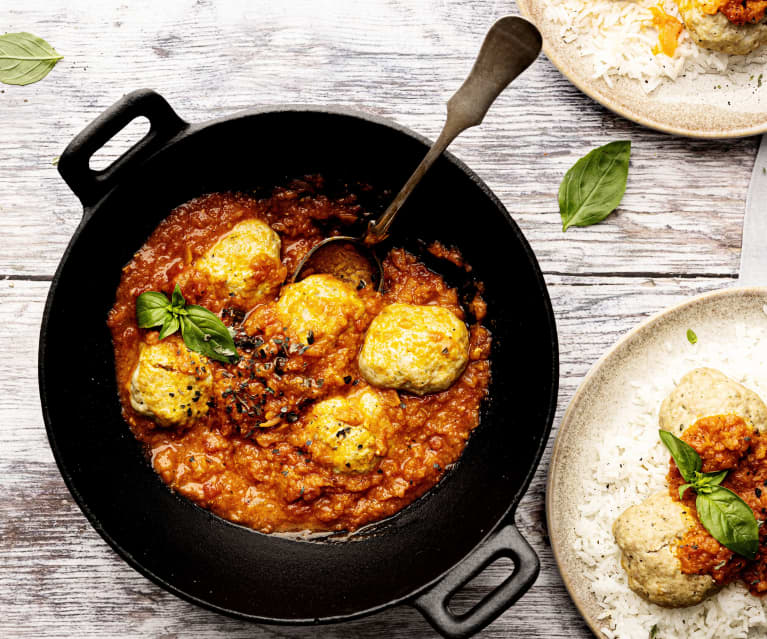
[293,16,542,290]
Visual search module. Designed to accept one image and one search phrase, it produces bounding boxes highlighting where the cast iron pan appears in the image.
[39,89,558,638]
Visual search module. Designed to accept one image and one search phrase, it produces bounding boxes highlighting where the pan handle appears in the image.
[412,523,539,639]
[58,89,188,207]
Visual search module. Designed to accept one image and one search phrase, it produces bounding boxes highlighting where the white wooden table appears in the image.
[0,1,758,637]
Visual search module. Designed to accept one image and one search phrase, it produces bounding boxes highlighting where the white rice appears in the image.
[575,321,767,638]
[541,0,767,92]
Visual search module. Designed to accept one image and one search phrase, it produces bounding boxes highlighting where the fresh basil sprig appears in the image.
[659,429,759,560]
[559,140,631,231]
[136,284,239,364]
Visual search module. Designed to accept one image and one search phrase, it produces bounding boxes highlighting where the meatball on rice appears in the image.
[676,0,767,54]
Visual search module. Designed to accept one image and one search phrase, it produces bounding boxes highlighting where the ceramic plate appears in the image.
[516,0,767,138]
[547,287,767,637]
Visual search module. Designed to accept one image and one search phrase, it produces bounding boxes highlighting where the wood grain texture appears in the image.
[0,0,758,637]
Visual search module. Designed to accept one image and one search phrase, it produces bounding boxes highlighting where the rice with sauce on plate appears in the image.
[541,0,767,92]
[574,321,767,637]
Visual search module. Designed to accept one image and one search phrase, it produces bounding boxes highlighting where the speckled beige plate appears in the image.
[516,0,767,138]
[547,287,767,637]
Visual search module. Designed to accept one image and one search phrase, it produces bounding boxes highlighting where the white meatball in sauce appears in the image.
[193,218,285,308]
[358,303,469,395]
[306,387,396,473]
[129,337,213,428]
[275,274,366,345]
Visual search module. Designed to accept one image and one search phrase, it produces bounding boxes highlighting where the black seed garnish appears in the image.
[356,280,366,290]
[286,412,299,423]
[307,330,314,344]
[344,376,352,384]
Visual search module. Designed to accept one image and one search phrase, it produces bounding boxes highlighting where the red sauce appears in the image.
[107,176,491,533]
[668,414,767,594]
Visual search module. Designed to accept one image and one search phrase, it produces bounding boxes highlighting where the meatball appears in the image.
[129,338,213,428]
[677,0,767,54]
[193,218,285,307]
[659,367,767,436]
[613,491,718,607]
[306,388,394,473]
[358,303,469,395]
[275,274,366,344]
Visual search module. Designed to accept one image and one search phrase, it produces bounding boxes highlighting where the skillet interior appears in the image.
[40,108,557,622]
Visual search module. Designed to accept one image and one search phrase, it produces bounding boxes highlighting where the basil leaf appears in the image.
[0,32,63,86]
[136,291,171,328]
[659,430,702,483]
[687,329,698,344]
[679,483,693,499]
[180,306,239,364]
[158,314,180,340]
[698,470,728,487]
[696,486,759,560]
[171,283,185,309]
[559,140,631,231]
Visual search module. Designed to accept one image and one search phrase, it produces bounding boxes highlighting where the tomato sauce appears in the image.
[668,414,767,595]
[107,176,491,533]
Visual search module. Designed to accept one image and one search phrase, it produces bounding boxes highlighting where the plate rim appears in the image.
[545,285,767,637]
[515,0,767,139]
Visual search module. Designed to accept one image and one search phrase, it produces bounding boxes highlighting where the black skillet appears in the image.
[39,89,558,638]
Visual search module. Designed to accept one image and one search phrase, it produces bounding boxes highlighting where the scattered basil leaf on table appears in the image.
[136,284,238,364]
[558,140,631,231]
[687,328,698,344]
[0,32,63,86]
[659,429,759,559]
